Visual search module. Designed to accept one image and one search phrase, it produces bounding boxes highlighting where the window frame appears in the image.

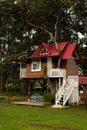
[31,59,41,72]
[79,85,84,94]
[40,47,48,55]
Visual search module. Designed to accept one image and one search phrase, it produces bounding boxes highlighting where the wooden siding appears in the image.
[84,86,87,98]
[61,59,67,69]
[67,58,78,75]
[52,57,67,69]
[52,58,79,76]
[20,57,79,79]
[26,58,47,78]
[79,85,87,104]
[52,57,58,68]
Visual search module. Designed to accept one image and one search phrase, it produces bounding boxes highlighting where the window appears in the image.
[31,59,41,71]
[79,85,84,94]
[20,63,26,77]
[40,47,48,54]
[72,51,78,58]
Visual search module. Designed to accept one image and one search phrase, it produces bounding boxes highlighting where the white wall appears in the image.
[67,75,79,105]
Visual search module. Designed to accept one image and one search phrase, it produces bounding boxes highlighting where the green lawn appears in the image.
[0,103,87,130]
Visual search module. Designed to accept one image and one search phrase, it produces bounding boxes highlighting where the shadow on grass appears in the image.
[26,123,78,130]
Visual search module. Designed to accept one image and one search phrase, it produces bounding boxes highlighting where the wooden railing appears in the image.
[55,79,75,106]
[55,80,66,105]
[20,68,26,77]
[63,79,74,106]
[47,68,66,78]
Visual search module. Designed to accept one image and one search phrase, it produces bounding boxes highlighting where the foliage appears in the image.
[0,0,87,91]
[81,46,87,75]
[79,38,87,75]
[44,91,55,106]
[0,95,28,102]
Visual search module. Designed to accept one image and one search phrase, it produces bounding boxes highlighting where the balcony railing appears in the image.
[47,68,66,78]
[20,68,26,77]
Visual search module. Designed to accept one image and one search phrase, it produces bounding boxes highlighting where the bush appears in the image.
[5,84,24,95]
[44,92,55,106]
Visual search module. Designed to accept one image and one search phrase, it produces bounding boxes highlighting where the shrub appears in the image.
[44,92,55,106]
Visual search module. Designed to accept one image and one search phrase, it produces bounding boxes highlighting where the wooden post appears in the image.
[73,90,74,106]
[77,88,79,106]
[0,74,3,92]
[59,78,61,88]
[20,63,22,77]
[28,79,31,102]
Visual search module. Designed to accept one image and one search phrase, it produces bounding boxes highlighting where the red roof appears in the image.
[79,76,87,84]
[30,41,76,59]
[62,44,76,59]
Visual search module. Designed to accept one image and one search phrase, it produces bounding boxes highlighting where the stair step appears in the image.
[55,79,74,106]
[58,100,62,102]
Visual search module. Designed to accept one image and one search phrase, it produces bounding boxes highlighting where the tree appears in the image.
[0,0,86,93]
[26,0,86,67]
[25,0,86,94]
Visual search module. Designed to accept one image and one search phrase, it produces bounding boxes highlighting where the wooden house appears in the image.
[79,76,87,104]
[20,41,82,106]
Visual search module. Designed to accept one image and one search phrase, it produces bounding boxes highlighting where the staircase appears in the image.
[55,79,74,106]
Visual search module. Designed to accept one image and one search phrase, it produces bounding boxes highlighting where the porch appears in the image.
[47,68,66,78]
[12,101,44,107]
[20,67,66,79]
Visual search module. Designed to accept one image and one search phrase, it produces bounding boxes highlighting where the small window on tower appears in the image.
[79,85,84,94]
[40,47,48,54]
[72,51,78,58]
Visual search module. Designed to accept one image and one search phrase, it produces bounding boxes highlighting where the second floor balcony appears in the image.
[47,68,66,78]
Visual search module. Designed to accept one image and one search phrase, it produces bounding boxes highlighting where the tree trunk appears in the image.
[0,73,3,92]
[54,41,61,68]
[47,79,56,95]
[28,79,31,101]
[27,20,62,95]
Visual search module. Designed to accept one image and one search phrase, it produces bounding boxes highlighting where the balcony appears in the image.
[20,68,26,77]
[47,68,66,78]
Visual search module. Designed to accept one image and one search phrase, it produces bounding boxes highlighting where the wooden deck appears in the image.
[12,101,44,107]
[12,101,70,109]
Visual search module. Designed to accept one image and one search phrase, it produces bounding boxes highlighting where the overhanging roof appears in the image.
[62,44,76,59]
[30,41,77,59]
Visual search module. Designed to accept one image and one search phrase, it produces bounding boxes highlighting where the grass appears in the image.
[0,103,87,130]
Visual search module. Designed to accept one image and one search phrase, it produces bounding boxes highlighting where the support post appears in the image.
[28,79,31,102]
[77,88,79,106]
[20,63,22,77]
[73,91,74,106]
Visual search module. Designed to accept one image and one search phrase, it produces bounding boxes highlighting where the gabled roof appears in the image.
[79,76,87,84]
[62,43,76,59]
[30,41,80,60]
[30,42,67,58]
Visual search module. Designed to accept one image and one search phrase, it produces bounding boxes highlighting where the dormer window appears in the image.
[40,47,48,55]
